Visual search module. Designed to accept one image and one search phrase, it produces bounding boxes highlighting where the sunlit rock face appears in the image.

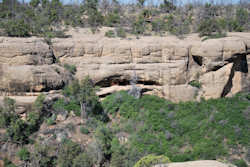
[0,32,249,102]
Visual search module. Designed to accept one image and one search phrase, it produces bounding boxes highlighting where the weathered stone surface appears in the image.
[0,37,54,65]
[163,85,199,102]
[0,65,72,93]
[154,160,235,167]
[0,32,249,102]
[200,63,233,99]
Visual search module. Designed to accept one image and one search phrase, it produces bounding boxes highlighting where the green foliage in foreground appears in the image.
[3,158,17,167]
[232,159,248,167]
[53,77,108,121]
[134,155,171,167]
[102,91,250,162]
[17,147,30,161]
[0,97,43,144]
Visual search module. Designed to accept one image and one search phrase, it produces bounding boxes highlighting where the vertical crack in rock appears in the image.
[186,46,191,71]
[221,54,248,97]
[46,40,57,64]
[221,64,235,97]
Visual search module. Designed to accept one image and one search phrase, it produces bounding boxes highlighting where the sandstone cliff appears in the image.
[0,31,249,102]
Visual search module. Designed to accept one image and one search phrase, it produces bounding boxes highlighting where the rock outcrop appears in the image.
[0,32,249,102]
[0,37,72,95]
[154,160,235,167]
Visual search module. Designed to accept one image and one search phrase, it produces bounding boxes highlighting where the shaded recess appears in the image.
[95,75,160,88]
[192,55,203,66]
[221,54,248,97]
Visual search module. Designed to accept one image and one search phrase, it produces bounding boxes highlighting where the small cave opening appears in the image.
[95,76,130,88]
[234,54,248,73]
[192,55,203,66]
[95,75,160,88]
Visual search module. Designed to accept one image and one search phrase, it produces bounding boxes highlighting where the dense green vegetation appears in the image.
[102,91,250,163]
[0,77,249,166]
[0,0,249,38]
[0,97,42,144]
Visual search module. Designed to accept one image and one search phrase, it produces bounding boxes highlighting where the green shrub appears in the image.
[1,98,42,144]
[6,119,30,144]
[116,27,126,38]
[85,0,104,27]
[0,99,18,128]
[3,158,17,167]
[235,8,249,32]
[198,19,223,37]
[66,123,75,132]
[57,139,83,167]
[160,0,176,12]
[31,143,57,167]
[188,80,201,89]
[27,111,41,132]
[33,94,46,111]
[202,32,227,41]
[151,18,166,34]
[132,15,146,35]
[64,63,77,75]
[95,125,114,158]
[17,147,30,161]
[62,77,108,122]
[46,114,56,125]
[3,19,31,37]
[232,159,248,167]
[103,91,250,162]
[80,126,90,134]
[105,30,116,38]
[134,155,171,167]
[53,98,81,116]
[105,12,120,27]
[72,153,93,167]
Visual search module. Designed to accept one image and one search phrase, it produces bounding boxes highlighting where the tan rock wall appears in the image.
[0,33,249,102]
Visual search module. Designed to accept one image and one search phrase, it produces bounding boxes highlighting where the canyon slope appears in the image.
[0,29,249,103]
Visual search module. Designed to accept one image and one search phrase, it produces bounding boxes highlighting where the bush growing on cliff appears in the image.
[188,80,201,89]
[63,63,77,75]
[105,30,116,38]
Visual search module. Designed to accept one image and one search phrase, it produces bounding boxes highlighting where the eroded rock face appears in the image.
[0,33,249,102]
[0,64,72,93]
[52,33,250,102]
[0,37,72,95]
[154,160,236,167]
[0,37,54,65]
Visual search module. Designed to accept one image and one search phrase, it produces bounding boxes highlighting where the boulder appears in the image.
[0,64,72,93]
[163,84,199,102]
[154,160,235,167]
[200,63,233,99]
